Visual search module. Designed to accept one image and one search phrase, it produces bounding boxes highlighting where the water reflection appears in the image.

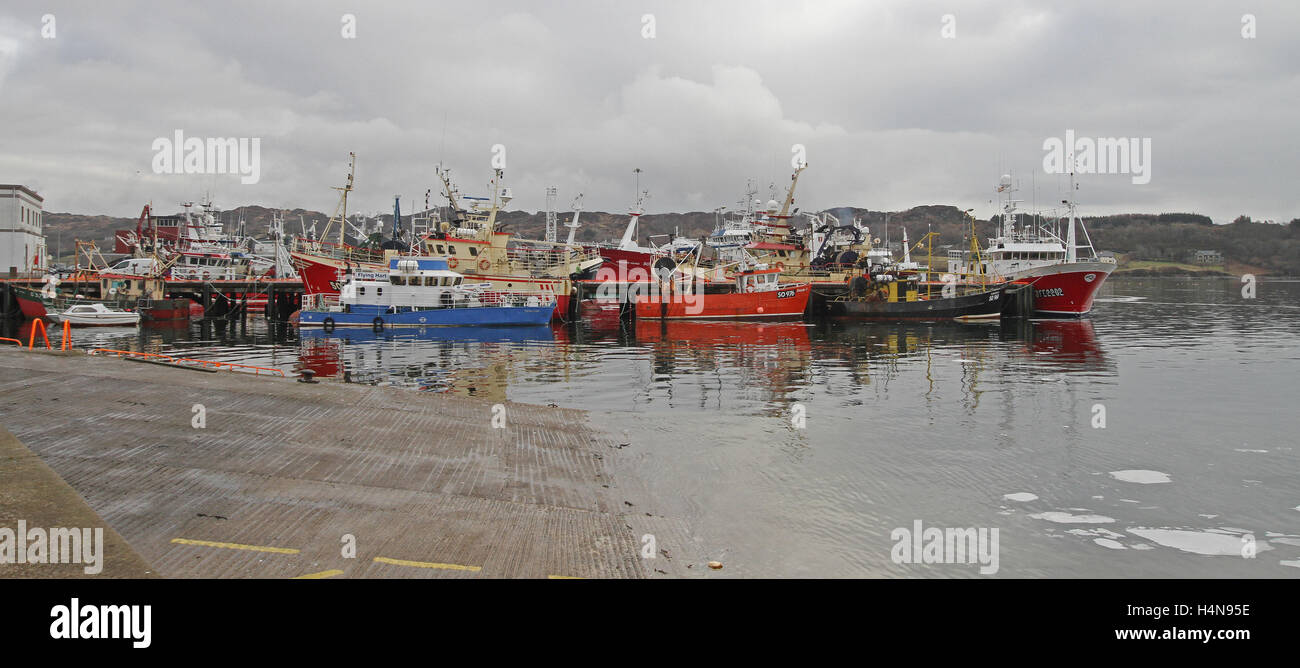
[298,325,555,400]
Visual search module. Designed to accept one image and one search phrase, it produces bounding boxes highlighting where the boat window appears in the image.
[469,247,479,257]
[424,276,438,287]
[377,287,383,296]
[391,276,406,285]
[436,245,445,254]
[358,286,365,295]
[454,277,462,286]
[447,245,457,255]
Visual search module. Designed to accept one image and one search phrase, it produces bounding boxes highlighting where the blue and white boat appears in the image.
[298,257,556,329]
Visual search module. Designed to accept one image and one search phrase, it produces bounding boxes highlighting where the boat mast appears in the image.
[1065,165,1078,264]
[564,194,584,247]
[619,169,647,250]
[485,168,507,231]
[778,164,805,218]
[325,152,356,247]
[544,187,558,243]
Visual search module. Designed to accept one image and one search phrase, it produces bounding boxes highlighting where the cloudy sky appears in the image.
[1,1,1296,223]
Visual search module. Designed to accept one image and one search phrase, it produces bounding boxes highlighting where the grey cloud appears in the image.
[0,1,1296,223]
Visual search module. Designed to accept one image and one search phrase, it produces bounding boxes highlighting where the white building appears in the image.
[0,184,46,276]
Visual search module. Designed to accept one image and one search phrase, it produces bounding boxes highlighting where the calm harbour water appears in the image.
[13,276,1299,577]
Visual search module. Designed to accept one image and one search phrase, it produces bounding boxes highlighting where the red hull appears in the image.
[15,294,46,318]
[1010,262,1114,316]
[636,284,811,320]
[594,247,656,273]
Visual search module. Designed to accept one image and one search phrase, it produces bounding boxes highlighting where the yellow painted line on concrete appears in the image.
[171,538,300,554]
[547,575,583,579]
[372,556,481,572]
[292,569,344,579]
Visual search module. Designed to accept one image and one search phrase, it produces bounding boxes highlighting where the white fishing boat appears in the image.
[47,303,142,326]
[946,173,1116,316]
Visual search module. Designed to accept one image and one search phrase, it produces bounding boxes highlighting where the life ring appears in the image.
[372,317,385,331]
[775,262,785,272]
[202,271,211,280]
[745,284,755,293]
[479,258,491,271]
[447,257,458,269]
[322,317,336,331]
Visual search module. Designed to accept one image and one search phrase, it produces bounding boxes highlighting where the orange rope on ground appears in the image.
[85,348,284,376]
[0,337,21,346]
[88,348,177,362]
[173,358,285,376]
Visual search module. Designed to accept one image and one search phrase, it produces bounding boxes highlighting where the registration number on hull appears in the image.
[777,290,797,298]
[1035,287,1065,298]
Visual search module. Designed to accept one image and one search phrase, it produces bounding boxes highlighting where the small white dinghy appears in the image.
[47,303,141,326]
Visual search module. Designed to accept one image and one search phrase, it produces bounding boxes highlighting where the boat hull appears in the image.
[14,289,47,318]
[298,304,554,328]
[1009,262,1114,317]
[635,284,811,320]
[48,313,141,326]
[290,250,572,320]
[836,286,1008,321]
[594,247,656,273]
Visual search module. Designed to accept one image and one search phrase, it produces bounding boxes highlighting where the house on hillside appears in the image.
[1191,250,1224,265]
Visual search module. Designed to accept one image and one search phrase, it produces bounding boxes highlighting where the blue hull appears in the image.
[299,324,554,343]
[300,304,554,328]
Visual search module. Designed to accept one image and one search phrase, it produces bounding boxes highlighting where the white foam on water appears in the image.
[1003,492,1038,502]
[1132,544,1154,550]
[1092,495,1105,500]
[1270,538,1300,547]
[1031,511,1115,524]
[1281,560,1300,569]
[1110,470,1172,484]
[1198,514,1219,519]
[1234,449,1268,453]
[1127,528,1275,556]
[1095,538,1126,550]
[1120,499,1140,503]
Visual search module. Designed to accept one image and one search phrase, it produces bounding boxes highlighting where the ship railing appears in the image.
[291,238,390,265]
[383,291,558,310]
[303,293,342,310]
[506,244,600,272]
